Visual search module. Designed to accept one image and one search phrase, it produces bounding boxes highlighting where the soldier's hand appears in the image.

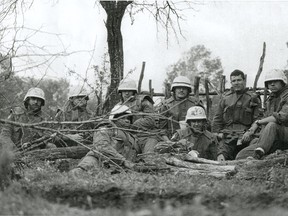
[66,134,84,142]
[188,150,199,158]
[177,139,188,146]
[214,133,223,140]
[123,160,135,169]
[249,122,259,134]
[70,167,84,177]
[241,131,251,143]
[217,154,225,162]
[21,142,30,149]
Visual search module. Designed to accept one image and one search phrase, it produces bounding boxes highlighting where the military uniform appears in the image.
[55,105,93,122]
[212,88,262,160]
[236,86,288,159]
[0,107,51,149]
[157,96,203,138]
[171,127,217,160]
[117,94,155,129]
[117,94,160,152]
[76,119,160,170]
[54,101,94,146]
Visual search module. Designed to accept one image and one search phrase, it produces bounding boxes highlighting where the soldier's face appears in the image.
[267,80,284,93]
[187,119,206,132]
[230,75,245,92]
[72,96,87,108]
[174,87,189,100]
[121,90,135,101]
[27,97,42,111]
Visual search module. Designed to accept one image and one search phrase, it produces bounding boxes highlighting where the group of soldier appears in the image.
[1,68,288,174]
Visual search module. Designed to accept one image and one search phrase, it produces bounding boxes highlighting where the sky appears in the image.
[7,0,288,93]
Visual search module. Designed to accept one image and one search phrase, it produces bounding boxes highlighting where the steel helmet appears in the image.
[109,105,132,120]
[171,76,192,92]
[264,69,287,87]
[69,86,89,100]
[23,87,45,106]
[185,106,206,122]
[117,78,138,93]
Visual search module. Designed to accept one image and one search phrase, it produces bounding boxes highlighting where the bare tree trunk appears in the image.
[100,1,132,113]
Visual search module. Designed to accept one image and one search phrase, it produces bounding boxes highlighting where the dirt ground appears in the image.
[1,152,288,216]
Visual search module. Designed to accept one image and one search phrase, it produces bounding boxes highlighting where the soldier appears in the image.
[169,106,218,160]
[0,87,55,150]
[70,104,158,174]
[212,69,262,161]
[55,87,93,122]
[54,87,93,146]
[157,76,203,140]
[117,78,159,152]
[236,69,288,160]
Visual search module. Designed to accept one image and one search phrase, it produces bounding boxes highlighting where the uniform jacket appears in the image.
[54,101,94,145]
[0,107,48,149]
[77,120,140,170]
[55,101,93,123]
[172,127,217,160]
[265,85,288,125]
[212,88,262,133]
[118,94,156,130]
[157,96,203,138]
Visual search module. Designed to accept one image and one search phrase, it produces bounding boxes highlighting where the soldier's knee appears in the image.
[264,122,278,131]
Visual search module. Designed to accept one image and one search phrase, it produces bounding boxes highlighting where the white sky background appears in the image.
[11,0,288,93]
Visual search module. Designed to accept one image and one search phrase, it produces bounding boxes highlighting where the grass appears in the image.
[1,157,288,215]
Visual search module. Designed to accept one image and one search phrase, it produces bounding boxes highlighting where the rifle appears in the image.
[20,135,53,152]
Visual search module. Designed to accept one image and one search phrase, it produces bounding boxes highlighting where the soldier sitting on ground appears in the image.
[236,69,288,160]
[0,87,56,150]
[70,104,161,175]
[156,76,204,140]
[212,69,262,161]
[116,78,160,153]
[54,87,93,146]
[155,106,218,160]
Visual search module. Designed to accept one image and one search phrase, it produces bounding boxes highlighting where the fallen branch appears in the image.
[165,156,236,173]
[18,145,91,161]
[170,167,229,178]
[180,154,220,165]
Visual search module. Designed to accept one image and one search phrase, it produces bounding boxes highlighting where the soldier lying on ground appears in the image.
[0,87,56,150]
[156,76,204,140]
[236,69,288,160]
[54,87,93,147]
[154,106,218,160]
[212,69,262,161]
[70,104,162,175]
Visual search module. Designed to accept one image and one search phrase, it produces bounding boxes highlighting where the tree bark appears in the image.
[19,145,92,161]
[100,1,132,113]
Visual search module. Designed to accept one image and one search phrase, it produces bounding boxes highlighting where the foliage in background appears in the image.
[92,52,111,116]
[0,74,69,120]
[165,45,223,92]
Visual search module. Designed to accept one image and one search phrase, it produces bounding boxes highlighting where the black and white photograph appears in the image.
[1,0,288,215]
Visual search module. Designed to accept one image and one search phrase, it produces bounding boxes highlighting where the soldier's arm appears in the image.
[54,109,63,122]
[209,136,218,160]
[251,94,263,122]
[211,98,225,133]
[272,97,288,126]
[133,99,156,129]
[0,114,16,149]
[92,128,128,165]
[157,102,170,138]
[170,131,181,142]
